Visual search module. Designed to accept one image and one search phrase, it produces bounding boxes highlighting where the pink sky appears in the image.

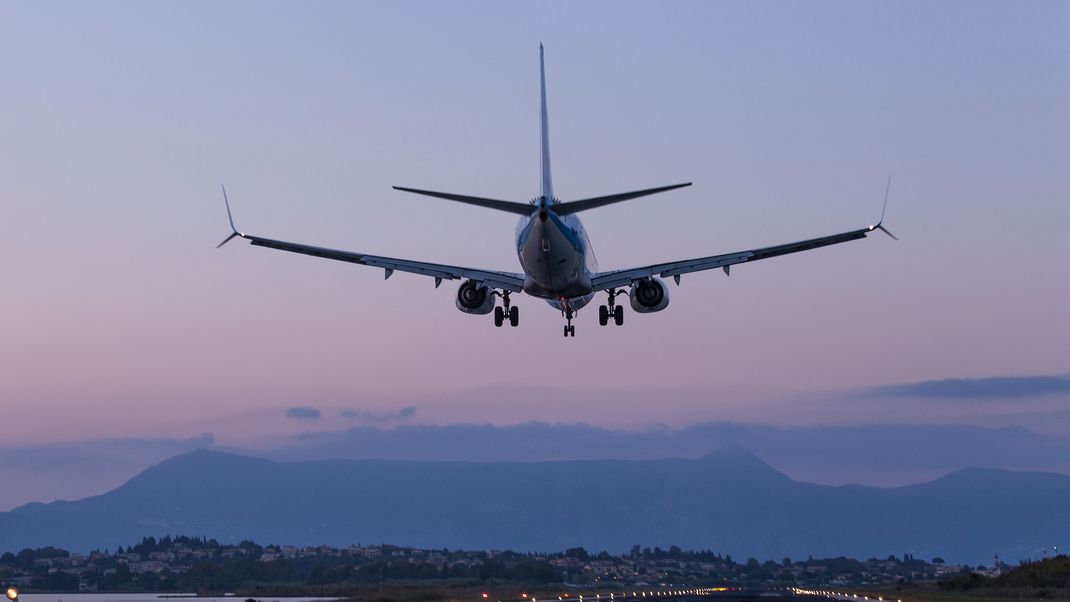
[1,2,1069,449]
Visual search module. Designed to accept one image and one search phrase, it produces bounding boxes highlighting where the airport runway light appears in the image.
[5,588,17,602]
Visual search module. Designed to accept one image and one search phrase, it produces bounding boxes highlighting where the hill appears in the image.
[2,447,1068,564]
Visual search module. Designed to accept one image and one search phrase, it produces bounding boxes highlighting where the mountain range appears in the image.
[2,447,1067,565]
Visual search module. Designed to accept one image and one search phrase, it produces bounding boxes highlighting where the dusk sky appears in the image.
[2,0,1069,497]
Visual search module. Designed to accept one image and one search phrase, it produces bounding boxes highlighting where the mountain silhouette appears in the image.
[2,448,1066,565]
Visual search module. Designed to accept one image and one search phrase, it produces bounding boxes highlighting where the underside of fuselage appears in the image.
[516,201,597,311]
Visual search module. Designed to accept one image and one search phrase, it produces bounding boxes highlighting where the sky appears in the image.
[1,1,1069,503]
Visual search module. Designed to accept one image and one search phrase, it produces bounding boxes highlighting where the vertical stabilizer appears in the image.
[539,43,554,201]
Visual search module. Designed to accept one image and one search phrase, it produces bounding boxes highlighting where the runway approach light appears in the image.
[5,588,17,602]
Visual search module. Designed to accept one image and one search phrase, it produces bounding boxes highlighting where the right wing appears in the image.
[590,225,887,291]
[217,187,524,292]
[591,179,897,291]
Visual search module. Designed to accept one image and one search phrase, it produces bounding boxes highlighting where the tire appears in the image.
[563,325,569,337]
[509,306,519,327]
[599,305,609,326]
[614,304,625,326]
[569,325,576,337]
[494,306,504,327]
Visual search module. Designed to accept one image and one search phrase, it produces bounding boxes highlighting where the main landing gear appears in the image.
[563,307,576,337]
[493,291,519,328]
[598,289,625,327]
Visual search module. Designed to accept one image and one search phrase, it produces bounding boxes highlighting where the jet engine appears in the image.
[455,280,495,315]
[629,277,670,313]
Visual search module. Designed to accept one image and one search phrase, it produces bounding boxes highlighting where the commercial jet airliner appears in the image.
[219,45,895,337]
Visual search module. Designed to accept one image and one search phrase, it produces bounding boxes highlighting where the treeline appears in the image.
[938,555,1070,592]
[4,557,565,592]
[1,547,70,570]
[0,535,949,593]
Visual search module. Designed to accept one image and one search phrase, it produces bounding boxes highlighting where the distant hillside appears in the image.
[997,555,1070,588]
[1,447,1068,565]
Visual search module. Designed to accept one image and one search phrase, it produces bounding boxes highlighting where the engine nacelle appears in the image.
[629,277,670,313]
[455,280,495,315]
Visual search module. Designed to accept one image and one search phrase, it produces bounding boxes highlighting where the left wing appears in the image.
[217,187,525,292]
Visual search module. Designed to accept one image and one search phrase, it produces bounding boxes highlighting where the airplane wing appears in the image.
[590,225,891,291]
[217,187,525,292]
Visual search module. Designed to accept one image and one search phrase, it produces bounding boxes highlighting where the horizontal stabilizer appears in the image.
[393,186,534,215]
[553,182,692,215]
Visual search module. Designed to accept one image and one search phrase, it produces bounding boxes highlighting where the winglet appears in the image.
[869,174,897,241]
[217,183,244,248]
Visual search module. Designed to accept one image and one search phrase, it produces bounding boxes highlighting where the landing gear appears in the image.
[562,307,576,337]
[493,292,519,328]
[599,289,625,327]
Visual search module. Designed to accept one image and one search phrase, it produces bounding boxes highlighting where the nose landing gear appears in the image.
[493,291,519,328]
[561,304,576,337]
[560,310,577,340]
[598,289,626,327]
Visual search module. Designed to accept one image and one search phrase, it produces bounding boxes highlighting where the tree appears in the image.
[564,547,589,561]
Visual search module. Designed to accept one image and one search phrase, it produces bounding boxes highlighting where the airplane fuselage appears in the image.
[516,197,597,311]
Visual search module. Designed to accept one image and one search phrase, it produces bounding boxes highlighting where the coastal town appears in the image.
[0,537,1000,593]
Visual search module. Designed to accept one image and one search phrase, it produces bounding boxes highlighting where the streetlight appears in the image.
[5,588,17,602]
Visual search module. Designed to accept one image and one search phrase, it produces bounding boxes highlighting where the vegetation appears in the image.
[854,555,1070,602]
[0,535,1019,596]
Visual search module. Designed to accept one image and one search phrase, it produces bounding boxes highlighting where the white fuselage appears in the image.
[515,197,597,312]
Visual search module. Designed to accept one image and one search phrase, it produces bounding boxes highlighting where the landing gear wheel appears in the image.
[494,306,504,327]
[603,289,626,327]
[568,325,576,337]
[509,306,519,327]
[563,324,570,338]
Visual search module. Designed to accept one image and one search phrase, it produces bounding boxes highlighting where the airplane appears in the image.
[219,44,895,337]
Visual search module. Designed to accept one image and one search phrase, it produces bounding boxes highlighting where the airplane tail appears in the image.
[535,44,691,214]
[539,43,553,201]
[392,45,691,216]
